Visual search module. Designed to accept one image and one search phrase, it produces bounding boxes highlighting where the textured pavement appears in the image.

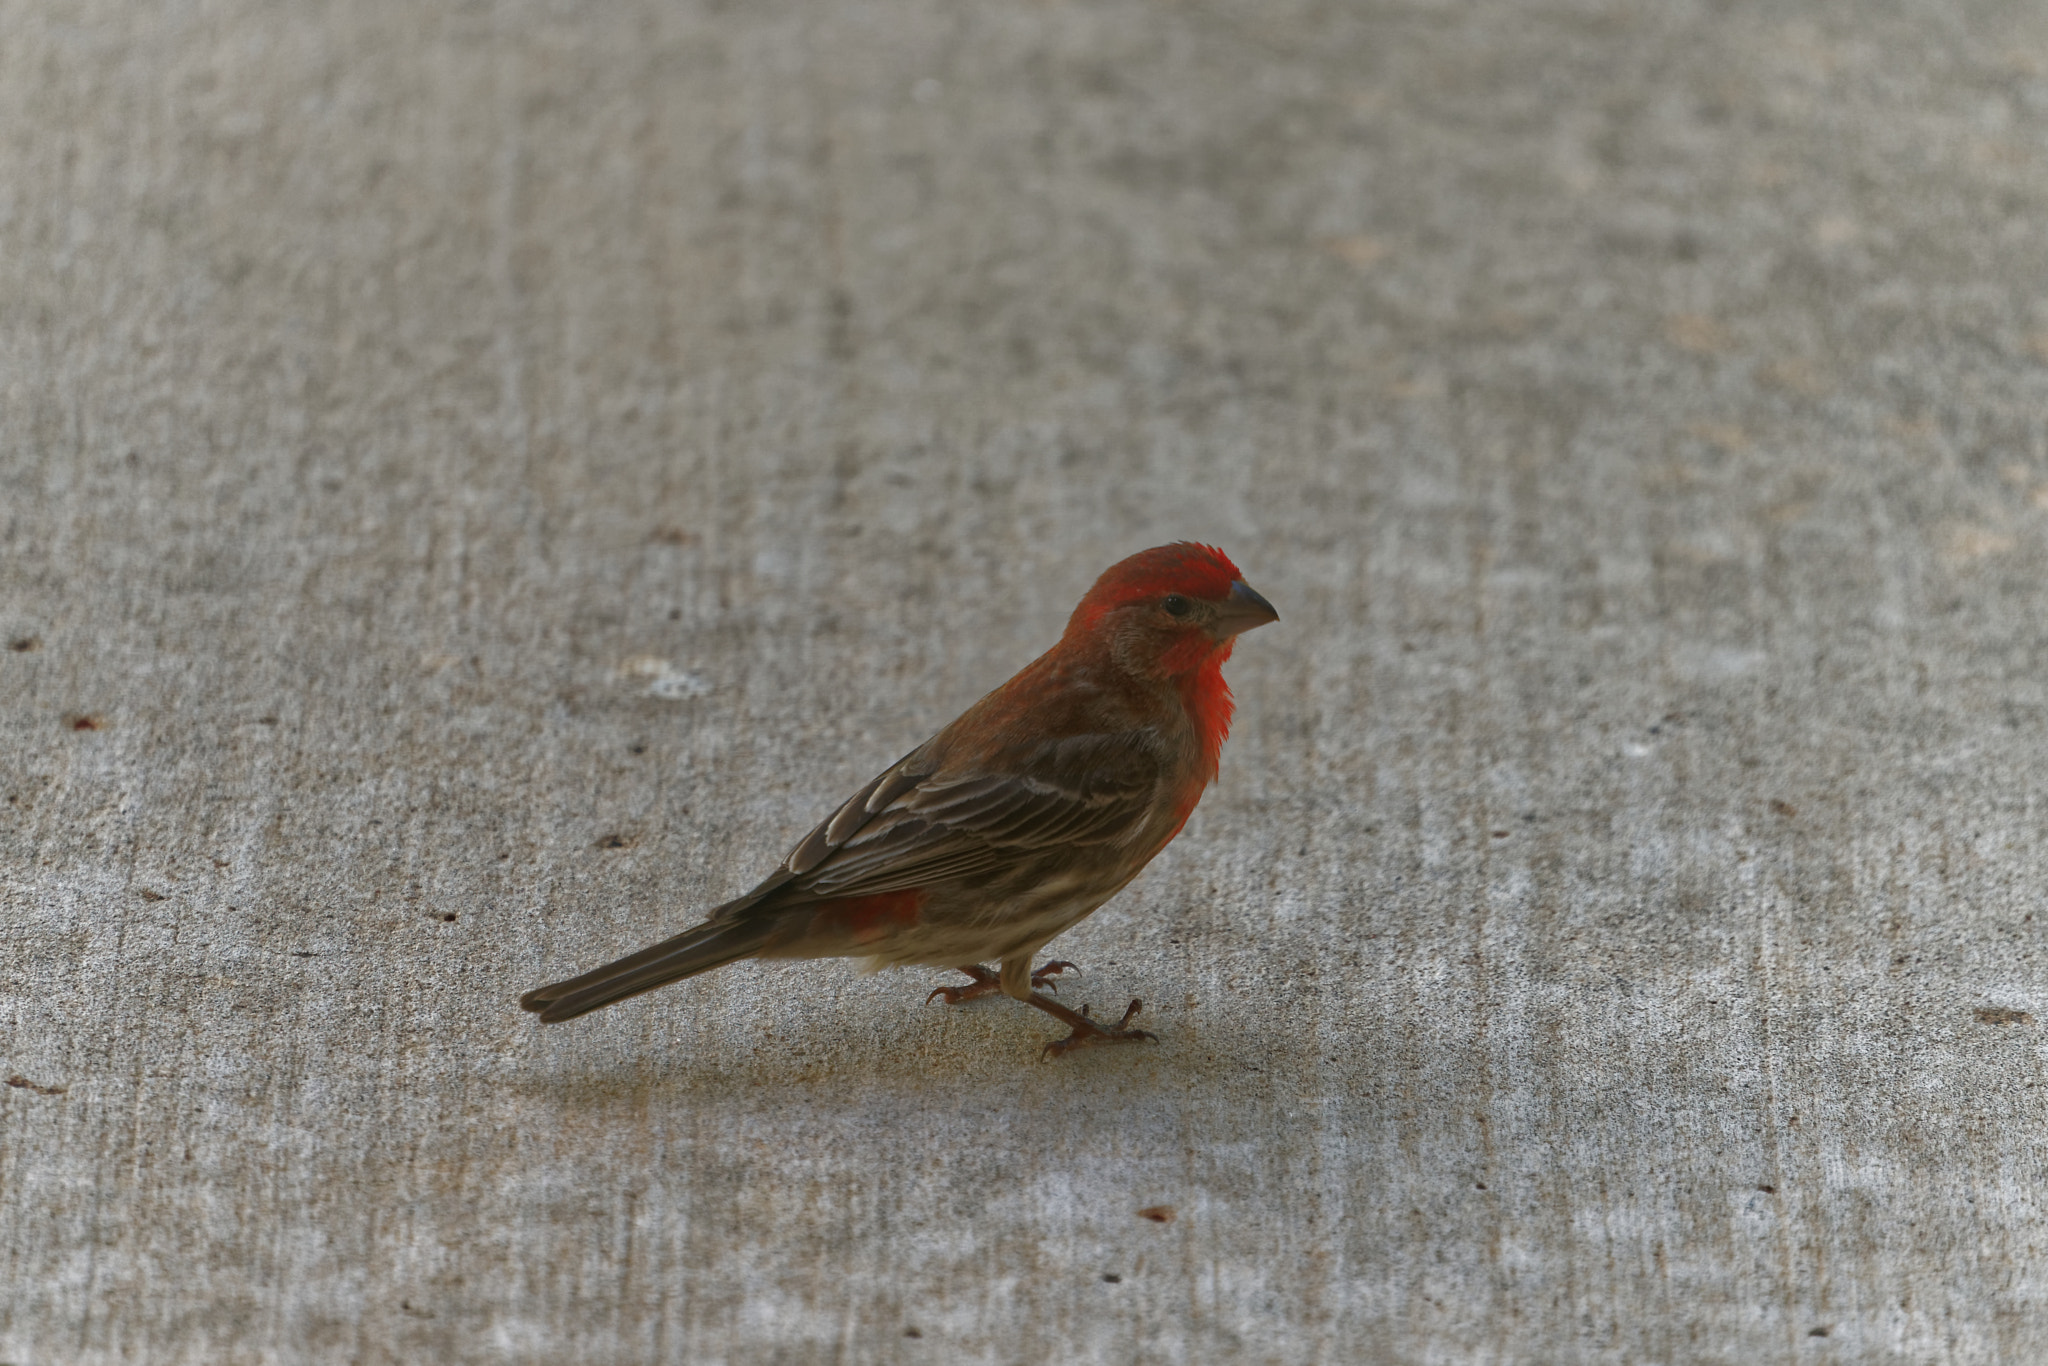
[6,1,2048,1362]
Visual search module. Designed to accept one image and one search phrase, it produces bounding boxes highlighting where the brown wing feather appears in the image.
[757,731,1163,905]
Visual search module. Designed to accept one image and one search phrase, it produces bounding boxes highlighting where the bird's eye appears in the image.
[1161,594,1192,618]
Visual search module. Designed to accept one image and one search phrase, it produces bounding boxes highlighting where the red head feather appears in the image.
[1064,543,1243,637]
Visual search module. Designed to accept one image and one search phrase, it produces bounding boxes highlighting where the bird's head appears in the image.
[1064,542,1279,680]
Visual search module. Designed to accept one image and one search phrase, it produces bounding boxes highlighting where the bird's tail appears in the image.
[519,915,776,1023]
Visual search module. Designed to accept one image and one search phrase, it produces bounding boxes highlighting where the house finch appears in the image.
[520,542,1278,1057]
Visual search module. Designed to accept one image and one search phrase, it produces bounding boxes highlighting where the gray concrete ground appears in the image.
[5,1,2048,1361]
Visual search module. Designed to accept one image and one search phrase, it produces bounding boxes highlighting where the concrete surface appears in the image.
[5,0,2048,1361]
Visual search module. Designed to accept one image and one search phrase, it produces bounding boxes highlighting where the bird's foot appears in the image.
[1032,960,1079,990]
[926,960,1076,1006]
[926,964,1000,1006]
[1036,997,1157,1061]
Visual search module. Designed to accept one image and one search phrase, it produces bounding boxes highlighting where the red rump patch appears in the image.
[812,890,926,945]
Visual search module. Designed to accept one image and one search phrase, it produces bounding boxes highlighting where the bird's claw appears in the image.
[928,960,1077,1006]
[1030,960,1079,994]
[927,963,1001,1007]
[1040,998,1156,1060]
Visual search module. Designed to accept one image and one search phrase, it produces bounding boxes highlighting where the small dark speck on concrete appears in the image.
[1138,1205,1176,1223]
[138,889,167,902]
[1757,1184,1776,1194]
[629,743,647,754]
[1490,830,1508,838]
[1475,1181,1487,1190]
[7,636,39,651]
[1974,1007,2032,1026]
[1102,1273,1122,1283]
[594,833,636,850]
[1808,1326,1830,1337]
[1771,799,1797,818]
[439,913,458,922]
[903,1327,922,1339]
[66,713,103,731]
[258,715,279,725]
[6,1075,66,1096]
[291,951,317,957]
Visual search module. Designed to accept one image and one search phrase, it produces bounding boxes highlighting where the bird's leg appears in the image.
[1024,993,1157,1060]
[988,956,1150,1057]
[927,960,1077,1006]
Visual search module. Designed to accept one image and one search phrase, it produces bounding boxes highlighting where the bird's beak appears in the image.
[1212,579,1279,639]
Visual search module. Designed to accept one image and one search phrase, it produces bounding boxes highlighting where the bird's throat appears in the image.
[1173,647,1236,782]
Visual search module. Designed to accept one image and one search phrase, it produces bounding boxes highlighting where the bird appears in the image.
[519,542,1278,1057]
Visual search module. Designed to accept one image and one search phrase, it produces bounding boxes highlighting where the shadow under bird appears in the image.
[520,542,1278,1057]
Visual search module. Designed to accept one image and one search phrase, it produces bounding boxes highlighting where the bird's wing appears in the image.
[760,730,1166,903]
